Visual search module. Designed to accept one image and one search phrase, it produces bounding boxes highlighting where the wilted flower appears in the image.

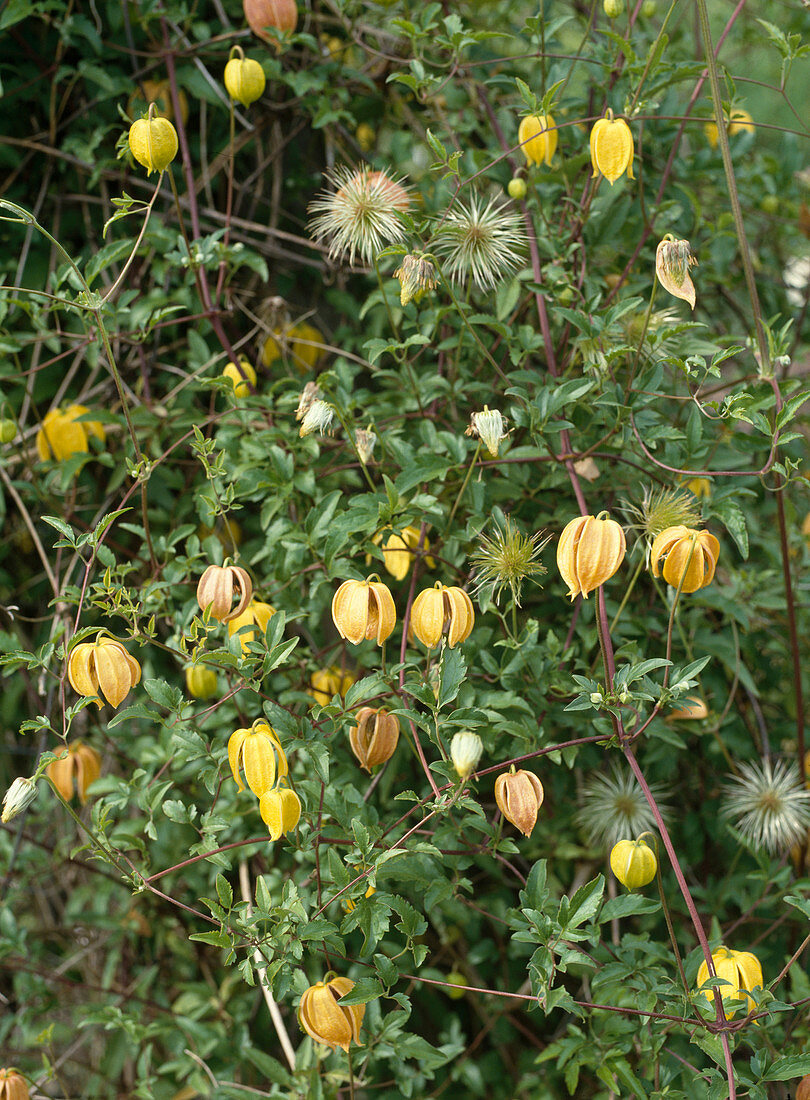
[649,525,719,593]
[309,665,355,706]
[577,764,669,847]
[410,582,474,648]
[393,253,439,306]
[655,235,698,309]
[432,195,527,291]
[610,836,657,889]
[704,108,754,148]
[46,742,102,804]
[0,1068,30,1100]
[349,707,400,771]
[355,428,377,465]
[556,512,626,600]
[259,782,301,841]
[451,731,483,779]
[470,516,549,607]
[590,110,634,184]
[332,576,396,646]
[666,697,709,721]
[227,598,275,654]
[1,777,37,823]
[308,165,409,265]
[573,457,600,481]
[36,404,104,463]
[465,406,508,457]
[67,633,141,708]
[518,113,557,167]
[185,663,218,699]
[228,719,289,797]
[494,766,544,837]
[299,400,335,438]
[696,946,763,1018]
[196,562,253,622]
[721,758,810,854]
[222,356,257,397]
[298,975,366,1051]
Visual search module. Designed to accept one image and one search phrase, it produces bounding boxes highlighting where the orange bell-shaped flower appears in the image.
[349,707,400,771]
[46,741,102,804]
[649,526,719,593]
[494,766,544,837]
[331,576,396,646]
[298,975,366,1052]
[556,512,626,600]
[196,562,253,623]
[410,582,474,648]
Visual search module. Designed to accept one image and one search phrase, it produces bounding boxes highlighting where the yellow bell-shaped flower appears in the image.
[67,633,141,709]
[610,837,657,889]
[36,404,104,462]
[258,781,301,841]
[309,665,355,706]
[227,598,275,654]
[331,576,396,646]
[556,512,626,600]
[46,741,102,804]
[128,109,178,174]
[185,664,218,700]
[518,113,557,167]
[649,525,719,593]
[196,563,253,622]
[224,51,266,107]
[222,356,257,397]
[590,110,634,184]
[298,975,365,1052]
[228,719,288,797]
[410,582,474,648]
[349,707,400,771]
[696,945,763,1018]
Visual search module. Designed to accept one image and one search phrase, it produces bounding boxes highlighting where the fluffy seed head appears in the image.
[432,195,527,291]
[721,758,810,855]
[577,764,669,848]
[308,165,410,265]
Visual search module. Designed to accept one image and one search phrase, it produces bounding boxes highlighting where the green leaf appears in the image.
[763,1054,810,1080]
[563,875,604,929]
[143,678,184,711]
[335,976,383,1005]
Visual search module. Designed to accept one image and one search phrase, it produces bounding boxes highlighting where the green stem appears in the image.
[609,554,645,634]
[447,442,482,529]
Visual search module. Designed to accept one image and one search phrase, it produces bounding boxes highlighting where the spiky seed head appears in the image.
[431,194,527,291]
[470,517,549,608]
[308,165,410,265]
[721,758,810,855]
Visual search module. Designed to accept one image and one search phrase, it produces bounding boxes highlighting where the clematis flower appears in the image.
[36,404,104,463]
[610,836,657,889]
[410,582,474,648]
[556,512,626,600]
[228,719,289,797]
[0,1068,30,1100]
[227,598,275,654]
[67,633,141,708]
[649,525,719,593]
[259,782,301,841]
[309,666,355,706]
[696,946,763,1018]
[495,766,544,837]
[1,778,37,823]
[196,562,253,623]
[655,235,698,310]
[590,110,634,184]
[349,707,400,771]
[332,576,396,646]
[308,165,409,265]
[298,975,366,1052]
[46,742,102,804]
[518,113,557,167]
[451,731,483,779]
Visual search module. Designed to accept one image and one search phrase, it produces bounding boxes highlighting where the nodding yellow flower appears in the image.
[518,114,557,167]
[556,513,626,600]
[262,322,325,372]
[0,1067,30,1100]
[222,356,257,397]
[185,664,218,700]
[227,598,276,654]
[685,477,711,499]
[704,108,754,148]
[309,665,355,706]
[298,976,366,1051]
[223,49,266,107]
[349,707,400,771]
[410,582,474,649]
[331,576,396,646]
[228,719,288,797]
[36,404,104,463]
[373,526,433,581]
[196,563,253,623]
[609,836,657,889]
[259,782,301,841]
[67,634,141,709]
[649,525,719,593]
[696,946,763,1018]
[46,742,102,804]
[590,110,634,184]
[494,766,544,838]
[128,109,178,174]
[393,253,439,306]
[343,884,375,912]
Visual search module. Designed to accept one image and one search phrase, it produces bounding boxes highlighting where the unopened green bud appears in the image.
[2,776,37,822]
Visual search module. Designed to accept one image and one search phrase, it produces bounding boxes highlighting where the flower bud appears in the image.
[507,177,527,201]
[494,766,544,837]
[298,975,366,1052]
[556,512,626,600]
[649,525,719,593]
[1,777,36,823]
[331,576,396,646]
[451,731,483,780]
[0,419,16,443]
[518,114,557,167]
[603,0,624,15]
[349,707,400,771]
[610,837,657,889]
[185,664,218,700]
[0,1068,30,1099]
[128,111,178,175]
[259,783,301,841]
[704,108,754,148]
[67,633,141,709]
[393,253,439,306]
[224,53,266,107]
[228,719,288,797]
[465,406,508,457]
[46,742,102,804]
[196,563,254,622]
[590,110,634,185]
[590,692,604,705]
[355,428,377,465]
[222,356,257,397]
[410,582,474,648]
